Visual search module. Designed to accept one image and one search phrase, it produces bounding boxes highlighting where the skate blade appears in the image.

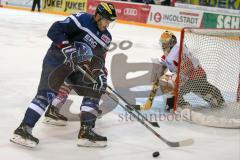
[10,134,37,148]
[77,139,107,148]
[42,117,67,126]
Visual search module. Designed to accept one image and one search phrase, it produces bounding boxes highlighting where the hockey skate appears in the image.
[10,123,39,148]
[165,96,191,112]
[77,124,107,147]
[42,104,68,126]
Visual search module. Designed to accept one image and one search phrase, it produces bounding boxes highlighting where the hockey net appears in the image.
[175,28,240,128]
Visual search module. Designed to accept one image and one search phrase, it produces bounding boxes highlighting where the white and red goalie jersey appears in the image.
[160,43,206,83]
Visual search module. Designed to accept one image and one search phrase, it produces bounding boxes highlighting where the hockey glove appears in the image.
[92,69,107,93]
[61,45,78,68]
[160,78,175,89]
[61,42,93,68]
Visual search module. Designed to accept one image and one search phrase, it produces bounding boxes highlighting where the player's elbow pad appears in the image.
[47,22,66,45]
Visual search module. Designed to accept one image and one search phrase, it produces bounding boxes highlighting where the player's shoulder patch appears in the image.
[101,34,111,44]
[101,31,112,45]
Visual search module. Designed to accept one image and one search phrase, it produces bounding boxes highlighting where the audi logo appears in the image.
[123,8,137,16]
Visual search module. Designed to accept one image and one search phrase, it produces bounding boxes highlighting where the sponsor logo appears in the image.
[153,12,162,22]
[43,0,63,9]
[83,34,97,48]
[123,8,137,16]
[217,15,240,29]
[43,0,85,12]
[64,1,85,12]
[101,34,111,44]
[149,11,199,25]
[163,14,198,24]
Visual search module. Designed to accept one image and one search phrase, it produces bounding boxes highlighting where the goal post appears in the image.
[175,28,240,128]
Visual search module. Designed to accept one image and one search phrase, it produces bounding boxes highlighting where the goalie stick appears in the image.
[133,80,160,111]
[106,86,194,147]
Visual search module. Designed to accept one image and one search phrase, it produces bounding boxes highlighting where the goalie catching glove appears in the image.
[159,73,175,94]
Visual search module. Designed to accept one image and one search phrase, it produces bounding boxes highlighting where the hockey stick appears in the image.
[106,88,194,147]
[133,80,160,111]
[75,65,160,128]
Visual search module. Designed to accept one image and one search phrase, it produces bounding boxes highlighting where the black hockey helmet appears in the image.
[95,2,117,21]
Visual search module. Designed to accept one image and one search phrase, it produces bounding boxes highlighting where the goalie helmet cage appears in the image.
[174,28,240,128]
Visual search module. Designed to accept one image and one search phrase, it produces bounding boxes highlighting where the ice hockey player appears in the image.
[10,2,117,148]
[149,30,225,111]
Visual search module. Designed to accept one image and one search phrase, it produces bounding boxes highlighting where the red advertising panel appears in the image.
[87,0,151,24]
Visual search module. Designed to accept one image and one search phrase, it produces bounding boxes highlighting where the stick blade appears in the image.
[167,138,194,147]
[150,122,160,128]
[178,138,194,147]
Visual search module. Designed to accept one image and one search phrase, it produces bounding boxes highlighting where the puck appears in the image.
[152,151,160,157]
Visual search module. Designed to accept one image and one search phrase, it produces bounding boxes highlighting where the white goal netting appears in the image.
[177,28,240,128]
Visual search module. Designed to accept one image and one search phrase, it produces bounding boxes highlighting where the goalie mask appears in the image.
[160,31,177,55]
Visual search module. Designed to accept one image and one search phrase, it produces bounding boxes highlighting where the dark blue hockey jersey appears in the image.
[43,12,112,69]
